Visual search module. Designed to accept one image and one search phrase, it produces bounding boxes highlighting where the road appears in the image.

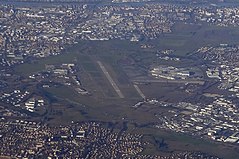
[97,61,124,98]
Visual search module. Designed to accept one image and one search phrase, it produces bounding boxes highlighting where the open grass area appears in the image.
[159,38,187,47]
[46,104,86,125]
[15,52,77,76]
[151,22,239,56]
[133,127,239,159]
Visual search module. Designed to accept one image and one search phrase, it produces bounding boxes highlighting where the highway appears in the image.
[97,61,124,98]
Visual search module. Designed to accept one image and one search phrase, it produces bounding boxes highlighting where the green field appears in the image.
[151,23,239,56]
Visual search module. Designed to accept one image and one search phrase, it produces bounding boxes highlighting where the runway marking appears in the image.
[97,61,124,98]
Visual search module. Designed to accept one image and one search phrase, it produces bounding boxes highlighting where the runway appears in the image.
[97,61,124,98]
[133,84,145,99]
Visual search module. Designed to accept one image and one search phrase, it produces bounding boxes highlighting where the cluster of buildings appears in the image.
[0,119,220,158]
[0,90,30,107]
[150,65,197,80]
[149,45,239,145]
[197,45,239,97]
[136,152,220,159]
[133,46,239,146]
[195,6,239,27]
[0,105,26,118]
[0,89,46,112]
[155,95,239,143]
[76,4,239,41]
[24,97,45,112]
[0,120,143,158]
[156,49,180,62]
[0,4,83,66]
[78,5,174,41]
[135,92,239,144]
[35,63,89,95]
[1,3,239,67]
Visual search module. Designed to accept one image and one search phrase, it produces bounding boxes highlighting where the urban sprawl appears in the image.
[0,1,239,158]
